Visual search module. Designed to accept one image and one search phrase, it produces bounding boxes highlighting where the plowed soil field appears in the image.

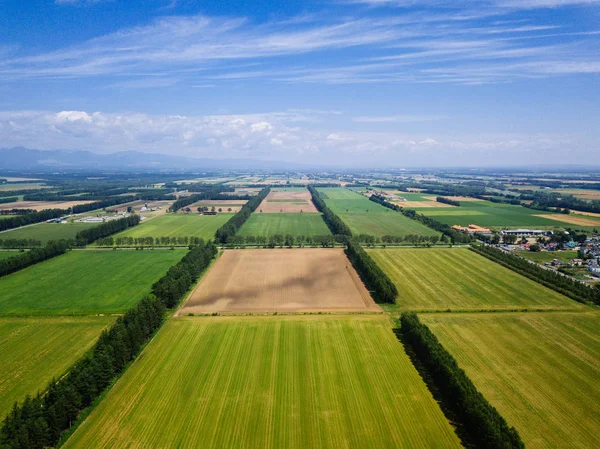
[179,248,380,313]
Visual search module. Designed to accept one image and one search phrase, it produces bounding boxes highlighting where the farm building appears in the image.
[452,224,492,235]
[501,229,546,236]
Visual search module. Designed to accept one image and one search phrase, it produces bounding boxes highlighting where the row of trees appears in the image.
[345,239,397,303]
[0,197,17,204]
[95,236,207,247]
[399,313,525,449]
[369,195,472,244]
[74,215,141,246]
[169,187,239,212]
[72,196,136,214]
[471,244,600,305]
[224,234,342,248]
[522,191,600,215]
[152,241,218,308]
[215,188,270,243]
[436,196,461,207]
[0,242,218,449]
[307,186,352,236]
[0,241,70,278]
[0,296,166,449]
[0,239,42,249]
[0,209,66,232]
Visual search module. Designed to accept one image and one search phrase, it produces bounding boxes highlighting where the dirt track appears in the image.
[179,248,380,314]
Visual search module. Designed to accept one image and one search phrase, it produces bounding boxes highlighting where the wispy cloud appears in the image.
[0,4,598,86]
[55,0,111,5]
[344,0,600,9]
[353,115,446,122]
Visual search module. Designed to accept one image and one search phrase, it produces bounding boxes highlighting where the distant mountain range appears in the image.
[0,147,312,172]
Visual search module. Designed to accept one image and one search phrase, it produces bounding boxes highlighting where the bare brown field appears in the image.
[0,200,96,211]
[534,214,600,226]
[571,210,600,218]
[179,248,380,314]
[234,187,262,195]
[554,189,600,200]
[257,189,318,213]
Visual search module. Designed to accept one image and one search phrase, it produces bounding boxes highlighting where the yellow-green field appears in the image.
[63,315,462,449]
[0,316,115,418]
[421,312,600,449]
[367,247,583,311]
[112,214,232,241]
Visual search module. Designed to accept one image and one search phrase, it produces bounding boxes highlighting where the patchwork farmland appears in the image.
[62,315,462,449]
[421,312,600,449]
[317,187,440,238]
[180,248,379,313]
[367,247,583,311]
[3,171,600,449]
[0,250,186,315]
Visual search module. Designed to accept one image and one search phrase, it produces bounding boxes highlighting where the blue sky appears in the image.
[0,0,598,167]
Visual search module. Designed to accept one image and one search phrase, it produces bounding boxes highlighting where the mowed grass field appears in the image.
[0,316,115,417]
[0,251,19,261]
[368,248,583,311]
[519,250,579,264]
[418,200,565,228]
[63,315,462,449]
[112,214,232,241]
[317,188,440,238]
[0,250,185,315]
[237,213,331,237]
[0,222,99,245]
[421,312,600,449]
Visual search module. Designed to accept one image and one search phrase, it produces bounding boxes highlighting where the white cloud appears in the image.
[250,121,273,133]
[0,109,596,166]
[55,111,93,123]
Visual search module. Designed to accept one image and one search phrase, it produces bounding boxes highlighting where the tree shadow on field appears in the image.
[393,328,477,449]
[188,264,344,307]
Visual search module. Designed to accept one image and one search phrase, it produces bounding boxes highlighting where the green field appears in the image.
[0,251,20,261]
[421,312,600,449]
[238,213,331,237]
[418,200,566,228]
[317,188,440,237]
[112,214,231,241]
[368,247,583,311]
[0,316,114,417]
[63,315,462,449]
[519,250,579,264]
[0,182,49,191]
[0,222,99,245]
[0,250,185,315]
